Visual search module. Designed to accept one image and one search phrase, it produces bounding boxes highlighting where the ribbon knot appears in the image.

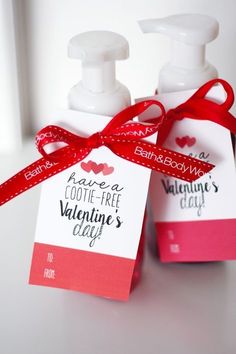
[166,108,184,121]
[86,132,104,149]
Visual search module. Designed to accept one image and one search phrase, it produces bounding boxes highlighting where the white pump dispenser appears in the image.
[68,31,131,116]
[139,14,219,93]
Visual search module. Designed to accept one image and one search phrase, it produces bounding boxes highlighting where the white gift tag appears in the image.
[137,86,236,262]
[29,110,156,300]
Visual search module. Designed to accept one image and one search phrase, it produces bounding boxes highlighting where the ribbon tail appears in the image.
[0,146,90,206]
[108,141,214,182]
[156,118,174,146]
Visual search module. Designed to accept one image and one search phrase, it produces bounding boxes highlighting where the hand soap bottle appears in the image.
[138,14,229,262]
[29,30,156,300]
[68,31,143,287]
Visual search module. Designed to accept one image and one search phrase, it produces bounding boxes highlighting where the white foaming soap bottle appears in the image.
[137,15,236,263]
[31,30,151,300]
[68,31,131,115]
[139,14,219,93]
[67,31,146,292]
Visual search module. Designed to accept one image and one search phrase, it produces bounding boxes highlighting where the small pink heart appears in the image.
[186,136,196,147]
[102,163,114,176]
[81,160,93,173]
[175,137,187,148]
[91,162,104,174]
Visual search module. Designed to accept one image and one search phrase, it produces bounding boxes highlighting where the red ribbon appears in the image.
[158,78,236,145]
[0,99,214,206]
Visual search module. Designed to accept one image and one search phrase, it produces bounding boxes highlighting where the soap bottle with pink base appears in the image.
[139,14,226,262]
[68,30,145,288]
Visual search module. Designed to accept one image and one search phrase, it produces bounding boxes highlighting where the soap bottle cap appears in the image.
[68,31,129,93]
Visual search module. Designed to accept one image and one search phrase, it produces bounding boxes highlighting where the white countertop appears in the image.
[0,141,236,354]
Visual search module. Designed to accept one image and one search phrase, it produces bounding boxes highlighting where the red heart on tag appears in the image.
[103,163,114,176]
[81,160,93,172]
[175,137,187,148]
[91,162,104,174]
[186,136,196,147]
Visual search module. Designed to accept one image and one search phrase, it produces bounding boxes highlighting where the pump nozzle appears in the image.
[68,31,129,93]
[68,31,131,115]
[139,14,219,45]
[139,14,219,92]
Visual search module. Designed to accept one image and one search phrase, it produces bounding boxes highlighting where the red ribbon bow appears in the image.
[158,78,236,145]
[1,78,234,207]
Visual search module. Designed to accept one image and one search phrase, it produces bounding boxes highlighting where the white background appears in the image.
[8,0,236,136]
